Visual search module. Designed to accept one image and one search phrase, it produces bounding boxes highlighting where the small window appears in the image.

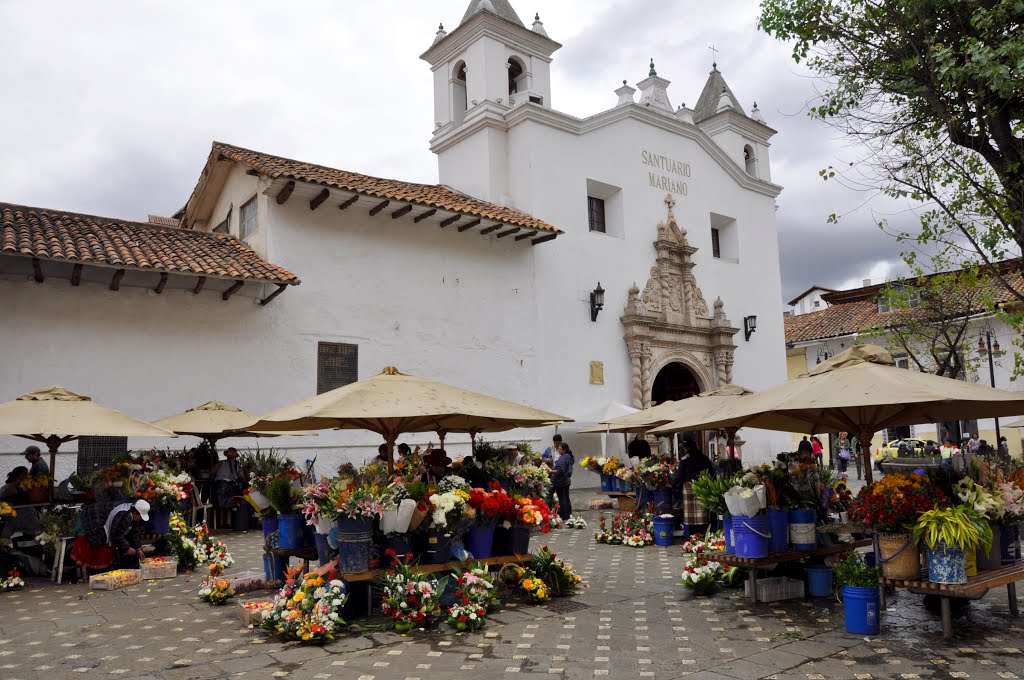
[240,196,258,239]
[587,196,606,233]
[744,144,758,177]
[529,94,543,105]
[213,204,232,234]
[710,227,721,258]
[813,300,821,309]
[317,342,358,394]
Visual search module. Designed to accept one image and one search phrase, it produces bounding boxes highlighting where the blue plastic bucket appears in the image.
[927,541,967,584]
[336,517,374,572]
[466,525,495,559]
[600,474,614,492]
[616,477,628,492]
[653,515,675,547]
[146,508,172,535]
[1001,524,1020,565]
[262,515,278,538]
[767,509,789,554]
[788,509,817,551]
[732,514,770,559]
[842,585,880,635]
[263,552,288,582]
[806,565,834,598]
[723,515,734,553]
[652,489,673,512]
[425,531,453,564]
[277,513,305,550]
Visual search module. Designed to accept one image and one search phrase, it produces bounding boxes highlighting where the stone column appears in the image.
[640,344,653,408]
[628,344,643,409]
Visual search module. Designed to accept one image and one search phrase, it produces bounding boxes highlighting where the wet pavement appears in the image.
[0,490,1021,680]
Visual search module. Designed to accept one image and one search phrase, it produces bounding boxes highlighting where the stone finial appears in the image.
[649,58,657,77]
[433,23,447,44]
[615,79,637,106]
[637,63,673,113]
[625,282,645,315]
[532,12,549,37]
[750,101,767,124]
[675,103,694,124]
[716,86,734,113]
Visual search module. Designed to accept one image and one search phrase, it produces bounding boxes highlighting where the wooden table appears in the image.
[694,540,873,603]
[881,563,1024,638]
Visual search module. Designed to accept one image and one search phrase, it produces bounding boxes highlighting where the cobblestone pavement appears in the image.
[1,496,1022,680]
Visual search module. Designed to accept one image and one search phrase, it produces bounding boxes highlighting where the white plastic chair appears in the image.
[189,484,215,529]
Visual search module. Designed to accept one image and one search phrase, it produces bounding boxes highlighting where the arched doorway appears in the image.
[651,362,701,405]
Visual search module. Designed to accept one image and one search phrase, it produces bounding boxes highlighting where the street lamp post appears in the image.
[979,330,1002,446]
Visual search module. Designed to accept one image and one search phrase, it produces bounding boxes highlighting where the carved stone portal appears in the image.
[622,194,739,408]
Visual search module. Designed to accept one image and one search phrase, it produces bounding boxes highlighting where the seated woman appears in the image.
[0,466,29,503]
[71,499,150,571]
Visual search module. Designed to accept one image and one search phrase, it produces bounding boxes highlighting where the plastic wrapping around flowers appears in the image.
[379,550,448,633]
[0,569,25,591]
[261,568,348,642]
[447,563,500,632]
[723,484,766,517]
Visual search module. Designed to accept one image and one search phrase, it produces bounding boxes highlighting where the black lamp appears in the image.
[743,315,757,341]
[590,282,605,322]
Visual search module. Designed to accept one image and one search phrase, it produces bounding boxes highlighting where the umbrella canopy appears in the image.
[1004,418,1024,428]
[0,386,175,487]
[245,366,572,470]
[153,400,315,440]
[649,345,1024,484]
[579,384,754,434]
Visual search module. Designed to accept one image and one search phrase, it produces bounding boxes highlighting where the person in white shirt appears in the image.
[939,438,961,459]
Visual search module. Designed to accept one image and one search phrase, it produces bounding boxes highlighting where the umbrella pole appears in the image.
[859,429,875,485]
[386,434,396,476]
[47,434,61,502]
[437,430,447,449]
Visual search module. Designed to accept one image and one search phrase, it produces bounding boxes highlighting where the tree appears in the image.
[758,0,1024,302]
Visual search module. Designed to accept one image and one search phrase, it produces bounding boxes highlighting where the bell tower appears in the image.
[421,1,560,204]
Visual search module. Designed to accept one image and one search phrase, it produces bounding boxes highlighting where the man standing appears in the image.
[541,434,562,466]
[673,439,713,536]
[628,434,652,460]
[24,445,49,477]
[797,436,813,455]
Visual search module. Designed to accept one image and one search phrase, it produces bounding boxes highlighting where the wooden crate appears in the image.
[89,569,141,590]
[140,557,177,580]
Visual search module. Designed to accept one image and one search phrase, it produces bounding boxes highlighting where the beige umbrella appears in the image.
[579,384,754,434]
[1003,418,1024,428]
[153,400,316,441]
[245,366,572,472]
[0,386,176,493]
[649,345,1024,484]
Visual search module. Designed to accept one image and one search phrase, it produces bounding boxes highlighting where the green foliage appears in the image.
[758,0,1024,349]
[473,439,503,463]
[266,476,298,515]
[832,552,881,590]
[403,480,429,502]
[691,470,735,516]
[913,504,992,552]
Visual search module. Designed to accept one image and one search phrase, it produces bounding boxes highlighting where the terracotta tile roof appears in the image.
[212,142,561,235]
[785,262,1023,344]
[1,202,300,285]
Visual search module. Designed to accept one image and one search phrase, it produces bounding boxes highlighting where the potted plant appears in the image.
[267,475,304,549]
[465,487,501,558]
[692,470,735,550]
[833,552,882,634]
[913,505,992,584]
[849,472,947,579]
[132,470,190,534]
[956,477,1005,571]
[633,457,677,512]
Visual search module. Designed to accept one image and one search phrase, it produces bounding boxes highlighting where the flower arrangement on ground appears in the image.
[198,578,236,605]
[447,563,499,632]
[565,514,587,529]
[261,568,348,642]
[379,551,448,632]
[593,508,654,546]
[680,558,723,596]
[849,472,948,532]
[681,531,741,589]
[529,546,584,596]
[0,570,25,591]
[167,513,233,571]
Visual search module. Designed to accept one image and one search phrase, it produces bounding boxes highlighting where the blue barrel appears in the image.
[723,515,734,553]
[262,514,278,539]
[1001,524,1020,565]
[767,509,789,554]
[425,531,453,564]
[466,525,495,559]
[653,515,675,547]
[842,585,880,634]
[146,508,172,535]
[806,565,833,597]
[732,514,770,559]
[277,513,305,550]
[600,474,614,492]
[788,509,817,551]
[263,552,288,582]
[926,541,967,584]
[652,488,673,512]
[337,517,374,572]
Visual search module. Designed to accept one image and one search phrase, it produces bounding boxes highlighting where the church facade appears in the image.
[1,0,790,472]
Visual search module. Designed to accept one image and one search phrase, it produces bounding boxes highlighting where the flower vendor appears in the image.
[71,499,150,570]
[23,445,49,477]
[212,447,241,529]
[421,449,453,486]
[672,439,713,534]
[550,443,574,521]
[0,467,28,502]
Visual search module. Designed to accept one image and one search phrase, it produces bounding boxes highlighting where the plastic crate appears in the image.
[228,570,266,595]
[237,599,274,626]
[744,576,804,602]
[140,557,177,580]
[89,569,141,590]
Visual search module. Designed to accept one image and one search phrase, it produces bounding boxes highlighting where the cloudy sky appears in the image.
[0,0,919,301]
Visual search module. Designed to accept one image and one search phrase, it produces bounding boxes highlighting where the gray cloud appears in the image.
[0,0,915,302]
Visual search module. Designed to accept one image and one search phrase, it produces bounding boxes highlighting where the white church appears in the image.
[1,0,791,474]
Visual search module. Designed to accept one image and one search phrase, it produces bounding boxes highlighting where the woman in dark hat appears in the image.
[421,449,452,487]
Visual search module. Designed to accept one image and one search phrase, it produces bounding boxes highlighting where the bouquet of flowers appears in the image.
[427,490,471,531]
[849,472,948,533]
[633,457,676,489]
[997,481,1024,521]
[510,465,550,498]
[261,569,348,642]
[614,467,634,484]
[593,508,654,546]
[509,497,552,533]
[446,563,499,632]
[956,477,1003,519]
[18,474,51,492]
[379,551,448,632]
[0,502,16,532]
[0,570,25,591]
[132,470,190,510]
[691,470,734,516]
[680,558,723,596]
[601,458,623,475]
[681,531,725,555]
[167,513,234,571]
[301,479,337,530]
[529,546,584,596]
[330,482,387,521]
[578,457,604,473]
[827,480,854,514]
[565,514,587,529]
[519,571,549,603]
[467,488,503,526]
[198,578,236,605]
[438,475,470,494]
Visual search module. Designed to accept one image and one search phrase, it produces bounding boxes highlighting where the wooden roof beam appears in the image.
[514,231,538,241]
[222,280,244,301]
[70,263,82,287]
[31,257,43,283]
[275,180,295,205]
[259,283,288,306]
[457,218,482,232]
[110,269,126,291]
[495,227,520,239]
[440,214,462,228]
[193,276,206,295]
[309,188,330,211]
[154,272,168,294]
[338,195,359,210]
[532,233,558,245]
[413,208,437,223]
[369,199,390,216]
[391,205,413,220]
[479,224,501,235]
